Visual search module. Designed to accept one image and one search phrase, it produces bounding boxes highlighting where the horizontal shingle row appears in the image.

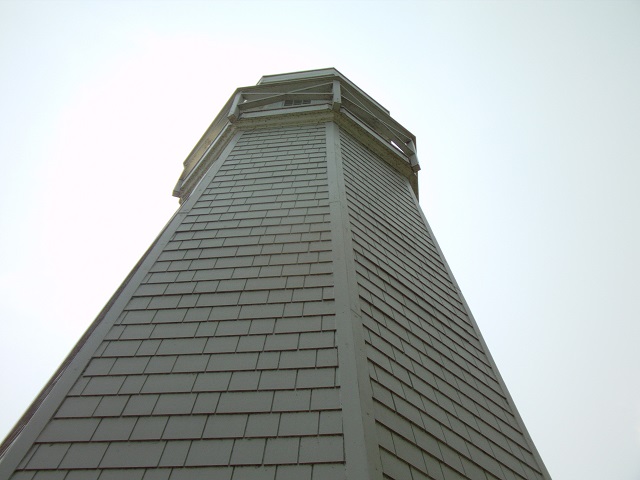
[21,436,345,469]
[55,387,341,419]
[12,464,346,480]
[78,365,339,394]
[86,347,338,373]
[39,410,343,443]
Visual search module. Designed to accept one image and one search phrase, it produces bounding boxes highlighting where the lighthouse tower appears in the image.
[0,69,549,480]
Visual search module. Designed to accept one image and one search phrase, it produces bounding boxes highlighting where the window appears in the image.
[283,99,311,107]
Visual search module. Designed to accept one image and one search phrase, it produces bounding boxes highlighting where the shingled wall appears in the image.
[8,124,345,480]
[340,129,546,480]
[3,117,548,480]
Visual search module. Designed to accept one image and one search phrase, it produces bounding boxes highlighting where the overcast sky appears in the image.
[1,1,639,479]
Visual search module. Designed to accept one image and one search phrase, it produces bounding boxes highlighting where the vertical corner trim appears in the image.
[325,121,383,480]
[332,80,342,112]
[228,92,242,122]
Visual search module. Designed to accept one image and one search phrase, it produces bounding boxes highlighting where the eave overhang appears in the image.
[173,68,419,203]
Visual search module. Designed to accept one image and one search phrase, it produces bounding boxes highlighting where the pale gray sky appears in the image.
[1,1,639,479]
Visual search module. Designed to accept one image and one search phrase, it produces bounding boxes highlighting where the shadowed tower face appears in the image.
[1,69,549,480]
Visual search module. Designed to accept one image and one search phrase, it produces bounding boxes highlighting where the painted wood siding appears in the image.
[340,128,545,480]
[4,118,547,480]
[10,124,345,480]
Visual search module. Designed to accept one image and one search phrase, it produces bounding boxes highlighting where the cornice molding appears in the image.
[173,69,420,203]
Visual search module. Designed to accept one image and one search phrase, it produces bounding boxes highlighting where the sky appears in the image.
[0,1,639,478]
